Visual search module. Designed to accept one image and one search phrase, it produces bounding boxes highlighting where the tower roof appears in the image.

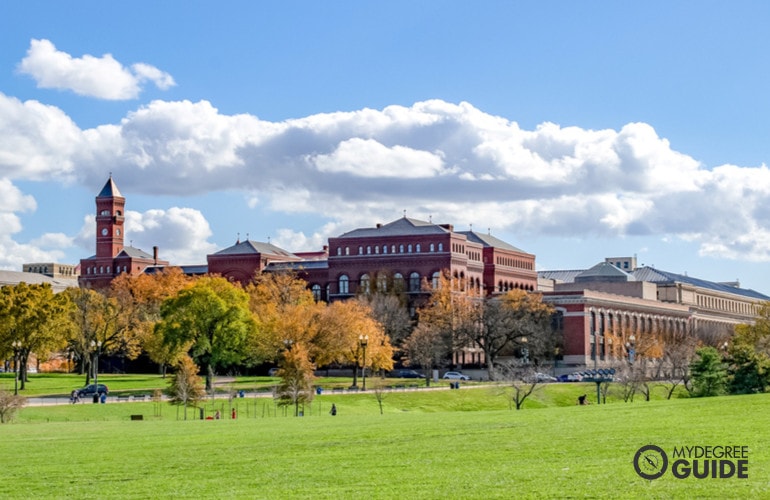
[98,176,123,198]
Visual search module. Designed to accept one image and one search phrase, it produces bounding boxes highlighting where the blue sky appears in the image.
[3,2,770,293]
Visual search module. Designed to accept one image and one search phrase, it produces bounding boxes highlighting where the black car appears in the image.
[389,369,423,379]
[77,384,109,397]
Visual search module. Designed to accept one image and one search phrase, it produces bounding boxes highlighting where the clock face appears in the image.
[101,228,109,236]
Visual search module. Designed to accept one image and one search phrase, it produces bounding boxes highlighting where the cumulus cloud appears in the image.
[17,39,175,100]
[3,94,770,262]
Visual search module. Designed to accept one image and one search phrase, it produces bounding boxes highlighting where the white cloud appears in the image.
[5,94,770,263]
[17,39,175,100]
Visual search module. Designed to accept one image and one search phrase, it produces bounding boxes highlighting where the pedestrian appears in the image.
[100,392,107,404]
[577,394,588,405]
[70,389,79,404]
[330,403,337,416]
[215,410,221,419]
[231,408,236,419]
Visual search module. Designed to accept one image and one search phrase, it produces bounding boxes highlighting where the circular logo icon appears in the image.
[634,444,668,480]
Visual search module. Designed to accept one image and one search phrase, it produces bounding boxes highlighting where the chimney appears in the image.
[376,223,382,228]
[153,246,158,265]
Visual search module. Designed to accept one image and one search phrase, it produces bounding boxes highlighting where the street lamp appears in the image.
[520,337,529,364]
[11,340,22,396]
[91,340,102,402]
[359,335,369,391]
[626,335,636,364]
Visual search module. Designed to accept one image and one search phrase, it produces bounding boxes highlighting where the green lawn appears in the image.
[0,384,767,498]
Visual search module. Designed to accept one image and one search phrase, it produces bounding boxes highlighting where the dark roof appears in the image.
[633,266,770,301]
[575,262,635,283]
[459,231,526,253]
[264,261,329,272]
[539,263,770,300]
[213,240,297,258]
[337,217,450,238]
[116,247,154,259]
[144,264,208,276]
[97,176,123,198]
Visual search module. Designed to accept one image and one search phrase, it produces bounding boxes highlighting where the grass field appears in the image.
[0,381,768,499]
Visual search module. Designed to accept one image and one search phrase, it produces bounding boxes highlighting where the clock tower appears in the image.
[95,176,125,258]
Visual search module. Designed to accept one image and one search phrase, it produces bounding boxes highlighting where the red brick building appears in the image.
[266,217,537,307]
[79,177,168,289]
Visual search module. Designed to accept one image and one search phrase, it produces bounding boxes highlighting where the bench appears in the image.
[130,414,143,421]
[116,395,131,402]
[133,394,147,401]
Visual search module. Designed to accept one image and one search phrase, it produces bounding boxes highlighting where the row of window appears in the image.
[85,265,130,275]
[496,256,533,270]
[335,242,445,256]
[696,294,758,316]
[498,281,535,292]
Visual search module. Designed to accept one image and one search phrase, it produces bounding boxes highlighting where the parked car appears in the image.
[442,371,471,381]
[389,369,423,379]
[76,383,109,397]
[534,372,557,382]
[557,372,584,382]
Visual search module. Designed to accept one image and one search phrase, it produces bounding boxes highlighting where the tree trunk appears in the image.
[205,363,214,392]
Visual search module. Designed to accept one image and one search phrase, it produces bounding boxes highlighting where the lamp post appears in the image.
[91,340,102,402]
[359,335,369,391]
[626,335,636,365]
[520,337,529,364]
[11,340,22,396]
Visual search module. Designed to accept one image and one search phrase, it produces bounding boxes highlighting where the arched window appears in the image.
[416,244,421,252]
[438,243,443,251]
[337,247,342,256]
[358,246,363,255]
[394,273,404,291]
[367,246,371,254]
[345,247,350,256]
[382,245,388,254]
[409,272,421,292]
[432,271,441,289]
[399,244,405,253]
[339,275,349,294]
[430,243,435,252]
[360,274,371,294]
[407,244,412,253]
[377,273,388,292]
[311,284,321,302]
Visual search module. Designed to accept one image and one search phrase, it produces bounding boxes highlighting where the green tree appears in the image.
[274,343,315,416]
[166,355,206,420]
[726,343,770,394]
[110,268,192,376]
[156,277,254,391]
[0,283,73,389]
[65,287,136,385]
[690,346,727,397]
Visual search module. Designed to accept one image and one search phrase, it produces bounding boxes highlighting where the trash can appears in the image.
[93,394,99,403]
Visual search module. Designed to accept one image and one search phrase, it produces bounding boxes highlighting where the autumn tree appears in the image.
[246,272,320,362]
[315,300,393,386]
[412,271,470,372]
[0,283,73,389]
[156,277,254,391]
[166,355,206,420]
[110,268,193,376]
[357,292,412,350]
[274,342,315,416]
